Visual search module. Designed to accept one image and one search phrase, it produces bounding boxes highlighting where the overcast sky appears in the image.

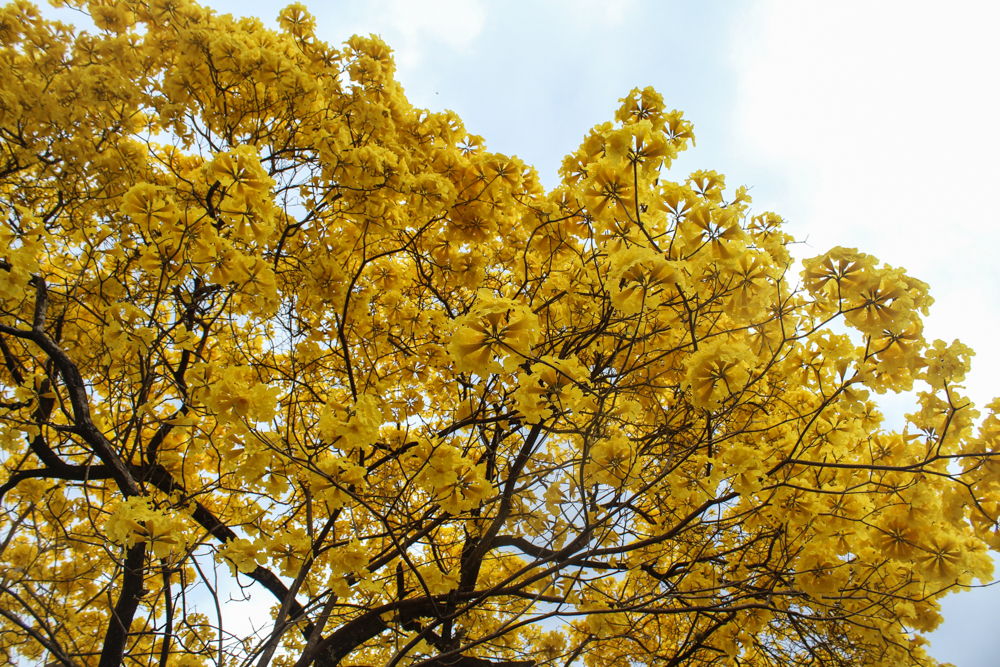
[44,1,1000,664]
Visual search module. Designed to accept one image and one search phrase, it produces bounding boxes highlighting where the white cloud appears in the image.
[552,0,637,26]
[373,0,487,70]
[732,0,1000,411]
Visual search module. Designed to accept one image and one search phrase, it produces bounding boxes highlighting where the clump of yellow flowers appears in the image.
[0,2,996,667]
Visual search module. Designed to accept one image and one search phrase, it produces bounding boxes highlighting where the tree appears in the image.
[0,1,998,666]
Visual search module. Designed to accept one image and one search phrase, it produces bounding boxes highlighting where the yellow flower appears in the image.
[608,246,683,315]
[217,538,264,574]
[414,443,490,514]
[684,341,755,411]
[584,165,634,220]
[448,293,540,374]
[801,247,872,296]
[921,338,974,390]
[277,3,316,38]
[120,183,179,233]
[207,146,275,203]
[105,498,187,559]
[513,356,587,423]
[724,254,774,322]
[843,274,912,335]
[876,517,919,560]
[915,533,963,582]
[587,433,635,486]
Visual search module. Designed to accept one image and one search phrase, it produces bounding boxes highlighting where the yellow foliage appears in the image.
[0,3,995,667]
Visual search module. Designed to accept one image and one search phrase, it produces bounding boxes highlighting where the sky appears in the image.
[41,0,1000,664]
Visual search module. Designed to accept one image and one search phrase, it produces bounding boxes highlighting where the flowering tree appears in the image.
[1,2,998,667]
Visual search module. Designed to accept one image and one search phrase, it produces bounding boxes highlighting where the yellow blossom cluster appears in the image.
[0,2,997,667]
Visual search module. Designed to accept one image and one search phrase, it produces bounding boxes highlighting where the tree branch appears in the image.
[97,542,147,667]
[0,607,79,667]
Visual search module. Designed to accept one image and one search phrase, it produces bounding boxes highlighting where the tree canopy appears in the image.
[1,2,999,666]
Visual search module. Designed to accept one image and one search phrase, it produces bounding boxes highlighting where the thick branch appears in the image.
[98,542,147,667]
[459,422,545,593]
[0,321,142,498]
[309,598,437,666]
[423,656,534,667]
[0,464,112,503]
[488,535,609,570]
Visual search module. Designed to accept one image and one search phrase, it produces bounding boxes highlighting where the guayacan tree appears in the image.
[1,2,998,666]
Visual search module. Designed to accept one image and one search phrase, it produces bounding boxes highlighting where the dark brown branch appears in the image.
[0,607,79,667]
[459,422,545,593]
[309,598,437,666]
[0,334,26,385]
[0,322,143,497]
[158,564,175,667]
[141,465,316,639]
[98,542,147,667]
[32,276,49,333]
[0,464,113,503]
[422,656,533,667]
[488,535,611,570]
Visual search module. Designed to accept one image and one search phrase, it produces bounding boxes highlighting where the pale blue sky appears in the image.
[41,1,1000,664]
